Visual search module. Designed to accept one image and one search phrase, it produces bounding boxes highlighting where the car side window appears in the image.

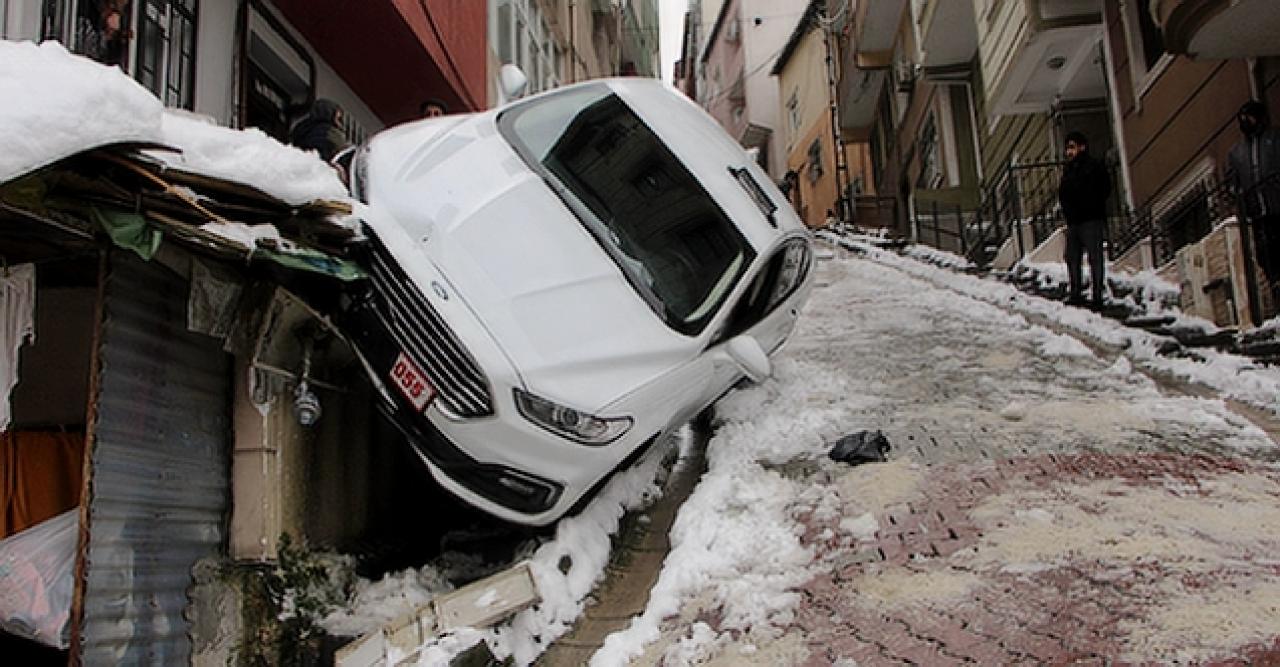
[715,238,811,344]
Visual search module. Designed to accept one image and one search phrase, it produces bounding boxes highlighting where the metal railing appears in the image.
[914,158,1127,270]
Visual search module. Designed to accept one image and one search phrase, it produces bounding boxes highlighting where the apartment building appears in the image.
[839,0,1280,328]
[697,0,808,179]
[772,0,874,228]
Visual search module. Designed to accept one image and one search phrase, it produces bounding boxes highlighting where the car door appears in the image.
[704,237,813,400]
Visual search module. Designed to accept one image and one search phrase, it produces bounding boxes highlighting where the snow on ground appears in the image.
[0,40,347,204]
[341,239,1276,665]
[836,233,1280,417]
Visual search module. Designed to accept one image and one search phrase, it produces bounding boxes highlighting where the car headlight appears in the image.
[513,389,632,446]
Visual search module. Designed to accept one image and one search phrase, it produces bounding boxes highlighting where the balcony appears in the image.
[916,0,978,70]
[979,0,1105,116]
[851,0,905,63]
[1155,0,1280,59]
[837,54,887,140]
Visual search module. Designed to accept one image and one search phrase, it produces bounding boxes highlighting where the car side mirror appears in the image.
[725,335,771,383]
[497,64,528,105]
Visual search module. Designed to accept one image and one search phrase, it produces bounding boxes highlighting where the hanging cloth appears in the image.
[1,263,36,434]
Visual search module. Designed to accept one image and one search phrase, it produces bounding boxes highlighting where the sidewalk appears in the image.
[543,240,1280,665]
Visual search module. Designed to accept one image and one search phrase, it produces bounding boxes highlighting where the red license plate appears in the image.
[389,352,435,412]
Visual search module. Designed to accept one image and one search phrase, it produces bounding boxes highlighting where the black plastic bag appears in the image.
[828,430,891,466]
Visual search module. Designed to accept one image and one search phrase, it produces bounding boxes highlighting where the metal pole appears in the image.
[959,204,968,258]
[820,5,852,225]
[933,200,941,249]
[1237,186,1265,327]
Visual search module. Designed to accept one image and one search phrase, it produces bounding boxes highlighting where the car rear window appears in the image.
[498,85,755,336]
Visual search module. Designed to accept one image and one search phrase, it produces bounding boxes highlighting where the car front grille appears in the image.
[366,232,494,418]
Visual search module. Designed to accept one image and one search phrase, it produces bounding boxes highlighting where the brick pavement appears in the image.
[784,452,1280,665]
[545,248,1280,665]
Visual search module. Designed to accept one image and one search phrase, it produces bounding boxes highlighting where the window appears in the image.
[786,92,801,134]
[499,85,756,336]
[491,0,561,94]
[1122,0,1171,99]
[42,0,132,67]
[1135,3,1165,71]
[719,239,812,342]
[917,114,942,189]
[807,139,823,183]
[136,0,198,109]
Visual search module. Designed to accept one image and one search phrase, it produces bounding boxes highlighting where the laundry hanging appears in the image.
[0,263,35,434]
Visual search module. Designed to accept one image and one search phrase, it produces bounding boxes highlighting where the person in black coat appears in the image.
[289,99,349,163]
[1058,131,1111,310]
[1228,100,1280,303]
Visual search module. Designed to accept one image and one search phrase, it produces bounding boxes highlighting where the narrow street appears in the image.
[572,240,1280,665]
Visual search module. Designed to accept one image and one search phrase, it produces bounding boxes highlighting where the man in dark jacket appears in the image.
[289,99,349,163]
[1228,100,1280,302]
[1058,131,1112,310]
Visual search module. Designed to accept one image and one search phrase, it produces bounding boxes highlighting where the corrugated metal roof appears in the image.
[78,252,232,665]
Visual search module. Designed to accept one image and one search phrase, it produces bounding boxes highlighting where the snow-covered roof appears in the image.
[0,40,349,206]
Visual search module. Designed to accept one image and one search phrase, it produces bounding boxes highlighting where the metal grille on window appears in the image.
[137,0,198,109]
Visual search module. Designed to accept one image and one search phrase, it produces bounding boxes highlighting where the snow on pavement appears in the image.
[368,241,1277,665]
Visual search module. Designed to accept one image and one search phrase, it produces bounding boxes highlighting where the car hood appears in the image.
[364,116,699,413]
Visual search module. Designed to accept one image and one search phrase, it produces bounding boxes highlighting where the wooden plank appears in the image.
[433,561,541,631]
[332,630,385,667]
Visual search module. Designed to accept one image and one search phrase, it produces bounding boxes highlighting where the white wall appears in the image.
[743,0,805,178]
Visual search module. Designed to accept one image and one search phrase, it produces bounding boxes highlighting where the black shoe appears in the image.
[1088,299,1105,313]
[1065,295,1087,307]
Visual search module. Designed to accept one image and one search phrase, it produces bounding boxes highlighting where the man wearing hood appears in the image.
[1228,100,1280,303]
[1058,131,1112,310]
[289,98,349,163]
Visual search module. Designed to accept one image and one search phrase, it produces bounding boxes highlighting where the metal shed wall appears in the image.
[76,252,232,664]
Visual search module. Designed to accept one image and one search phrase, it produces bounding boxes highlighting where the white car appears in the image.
[343,78,813,526]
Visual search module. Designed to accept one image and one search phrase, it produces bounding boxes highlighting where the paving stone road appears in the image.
[546,244,1280,666]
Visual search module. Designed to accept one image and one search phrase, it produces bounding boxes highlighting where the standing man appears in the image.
[1228,100,1280,305]
[1058,131,1112,310]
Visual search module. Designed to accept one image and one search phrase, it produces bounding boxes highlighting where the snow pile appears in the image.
[0,40,161,182]
[0,40,347,205]
[902,243,975,271]
[591,358,855,666]
[150,111,348,205]
[322,565,461,638]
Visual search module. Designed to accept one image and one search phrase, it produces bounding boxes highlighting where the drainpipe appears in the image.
[821,3,852,223]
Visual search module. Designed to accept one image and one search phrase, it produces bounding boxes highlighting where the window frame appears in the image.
[1120,0,1173,102]
[135,0,199,109]
[491,0,561,95]
[713,237,812,346]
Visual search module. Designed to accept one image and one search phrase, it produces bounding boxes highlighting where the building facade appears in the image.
[772,0,874,228]
[697,0,808,179]
[3,0,489,144]
[838,0,1280,327]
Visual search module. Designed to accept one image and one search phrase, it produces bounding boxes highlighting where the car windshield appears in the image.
[498,85,755,336]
